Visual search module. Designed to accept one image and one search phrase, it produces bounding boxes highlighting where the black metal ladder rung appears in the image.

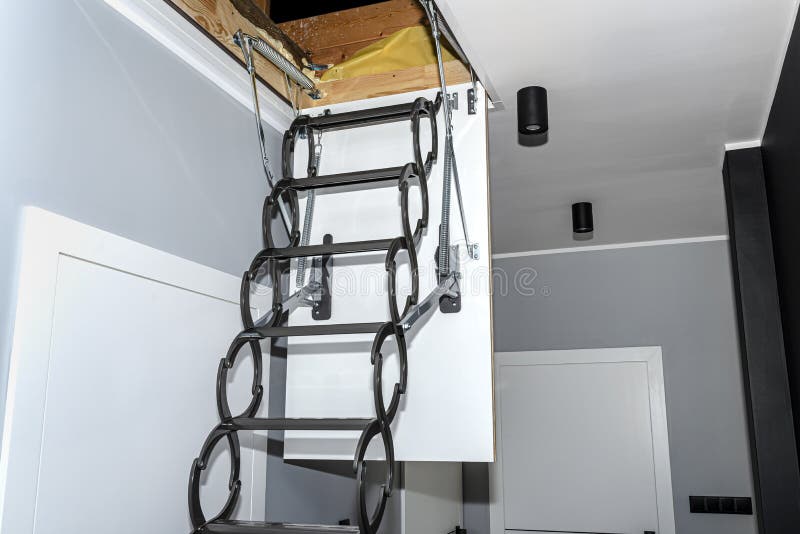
[257,238,395,260]
[247,322,385,338]
[222,417,372,431]
[293,101,432,133]
[284,166,407,191]
[203,520,360,534]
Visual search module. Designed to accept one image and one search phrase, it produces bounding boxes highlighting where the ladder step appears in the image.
[222,417,372,431]
[259,238,395,260]
[253,322,385,338]
[288,166,406,191]
[295,101,429,132]
[203,520,360,534]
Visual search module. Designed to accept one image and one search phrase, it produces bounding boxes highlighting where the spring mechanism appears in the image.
[296,131,323,287]
[235,31,321,99]
[423,0,479,268]
[439,132,454,276]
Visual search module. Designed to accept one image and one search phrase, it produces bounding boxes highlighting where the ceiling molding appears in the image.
[492,235,729,260]
[725,140,762,151]
[760,0,800,140]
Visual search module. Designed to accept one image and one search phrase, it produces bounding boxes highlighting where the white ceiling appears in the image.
[440,0,798,254]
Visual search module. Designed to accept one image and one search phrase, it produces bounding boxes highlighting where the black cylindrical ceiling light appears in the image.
[517,86,549,136]
[572,202,593,234]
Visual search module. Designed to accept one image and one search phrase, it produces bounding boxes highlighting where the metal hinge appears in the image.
[438,244,462,313]
[311,234,333,320]
[467,87,477,115]
[447,92,459,111]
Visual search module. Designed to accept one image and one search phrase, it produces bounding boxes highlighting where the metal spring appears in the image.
[422,1,456,277]
[295,139,321,287]
[295,190,316,286]
[248,35,320,97]
[439,134,453,276]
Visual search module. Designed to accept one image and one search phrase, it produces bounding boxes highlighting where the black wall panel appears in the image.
[762,7,800,465]
[723,148,800,533]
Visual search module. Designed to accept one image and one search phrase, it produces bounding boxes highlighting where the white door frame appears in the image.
[489,347,676,534]
[0,207,270,533]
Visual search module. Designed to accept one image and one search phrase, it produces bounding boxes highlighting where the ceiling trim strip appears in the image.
[492,235,729,260]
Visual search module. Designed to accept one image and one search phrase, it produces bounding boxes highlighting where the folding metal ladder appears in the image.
[185,84,460,534]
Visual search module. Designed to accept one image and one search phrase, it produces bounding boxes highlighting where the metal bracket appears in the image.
[447,92,459,111]
[467,87,477,115]
[400,271,459,333]
[252,281,319,328]
[437,245,462,313]
[311,234,333,320]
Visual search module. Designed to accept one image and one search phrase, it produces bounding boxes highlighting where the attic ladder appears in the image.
[186,30,463,534]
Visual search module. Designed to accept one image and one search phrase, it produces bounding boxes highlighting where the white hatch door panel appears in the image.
[284,83,494,462]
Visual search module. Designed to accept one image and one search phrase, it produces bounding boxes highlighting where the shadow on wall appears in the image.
[462,463,490,534]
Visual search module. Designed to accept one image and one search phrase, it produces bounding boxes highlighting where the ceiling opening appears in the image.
[166,0,470,107]
[269,0,388,24]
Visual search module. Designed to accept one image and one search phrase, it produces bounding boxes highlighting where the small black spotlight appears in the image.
[517,86,549,137]
[572,202,593,234]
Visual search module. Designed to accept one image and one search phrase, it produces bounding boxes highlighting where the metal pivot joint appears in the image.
[437,244,462,313]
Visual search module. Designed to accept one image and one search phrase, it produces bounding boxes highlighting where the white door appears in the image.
[0,209,269,533]
[490,348,675,534]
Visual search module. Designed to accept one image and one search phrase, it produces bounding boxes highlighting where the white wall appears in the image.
[0,210,269,532]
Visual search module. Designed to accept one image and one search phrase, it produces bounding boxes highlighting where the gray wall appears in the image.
[0,0,267,414]
[465,240,755,534]
[0,0,355,525]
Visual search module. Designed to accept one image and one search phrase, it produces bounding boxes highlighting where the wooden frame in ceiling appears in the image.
[166,0,471,108]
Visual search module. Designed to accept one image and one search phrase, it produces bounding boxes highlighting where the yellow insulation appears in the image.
[320,25,457,82]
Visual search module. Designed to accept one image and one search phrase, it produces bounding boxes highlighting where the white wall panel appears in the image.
[0,208,269,533]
